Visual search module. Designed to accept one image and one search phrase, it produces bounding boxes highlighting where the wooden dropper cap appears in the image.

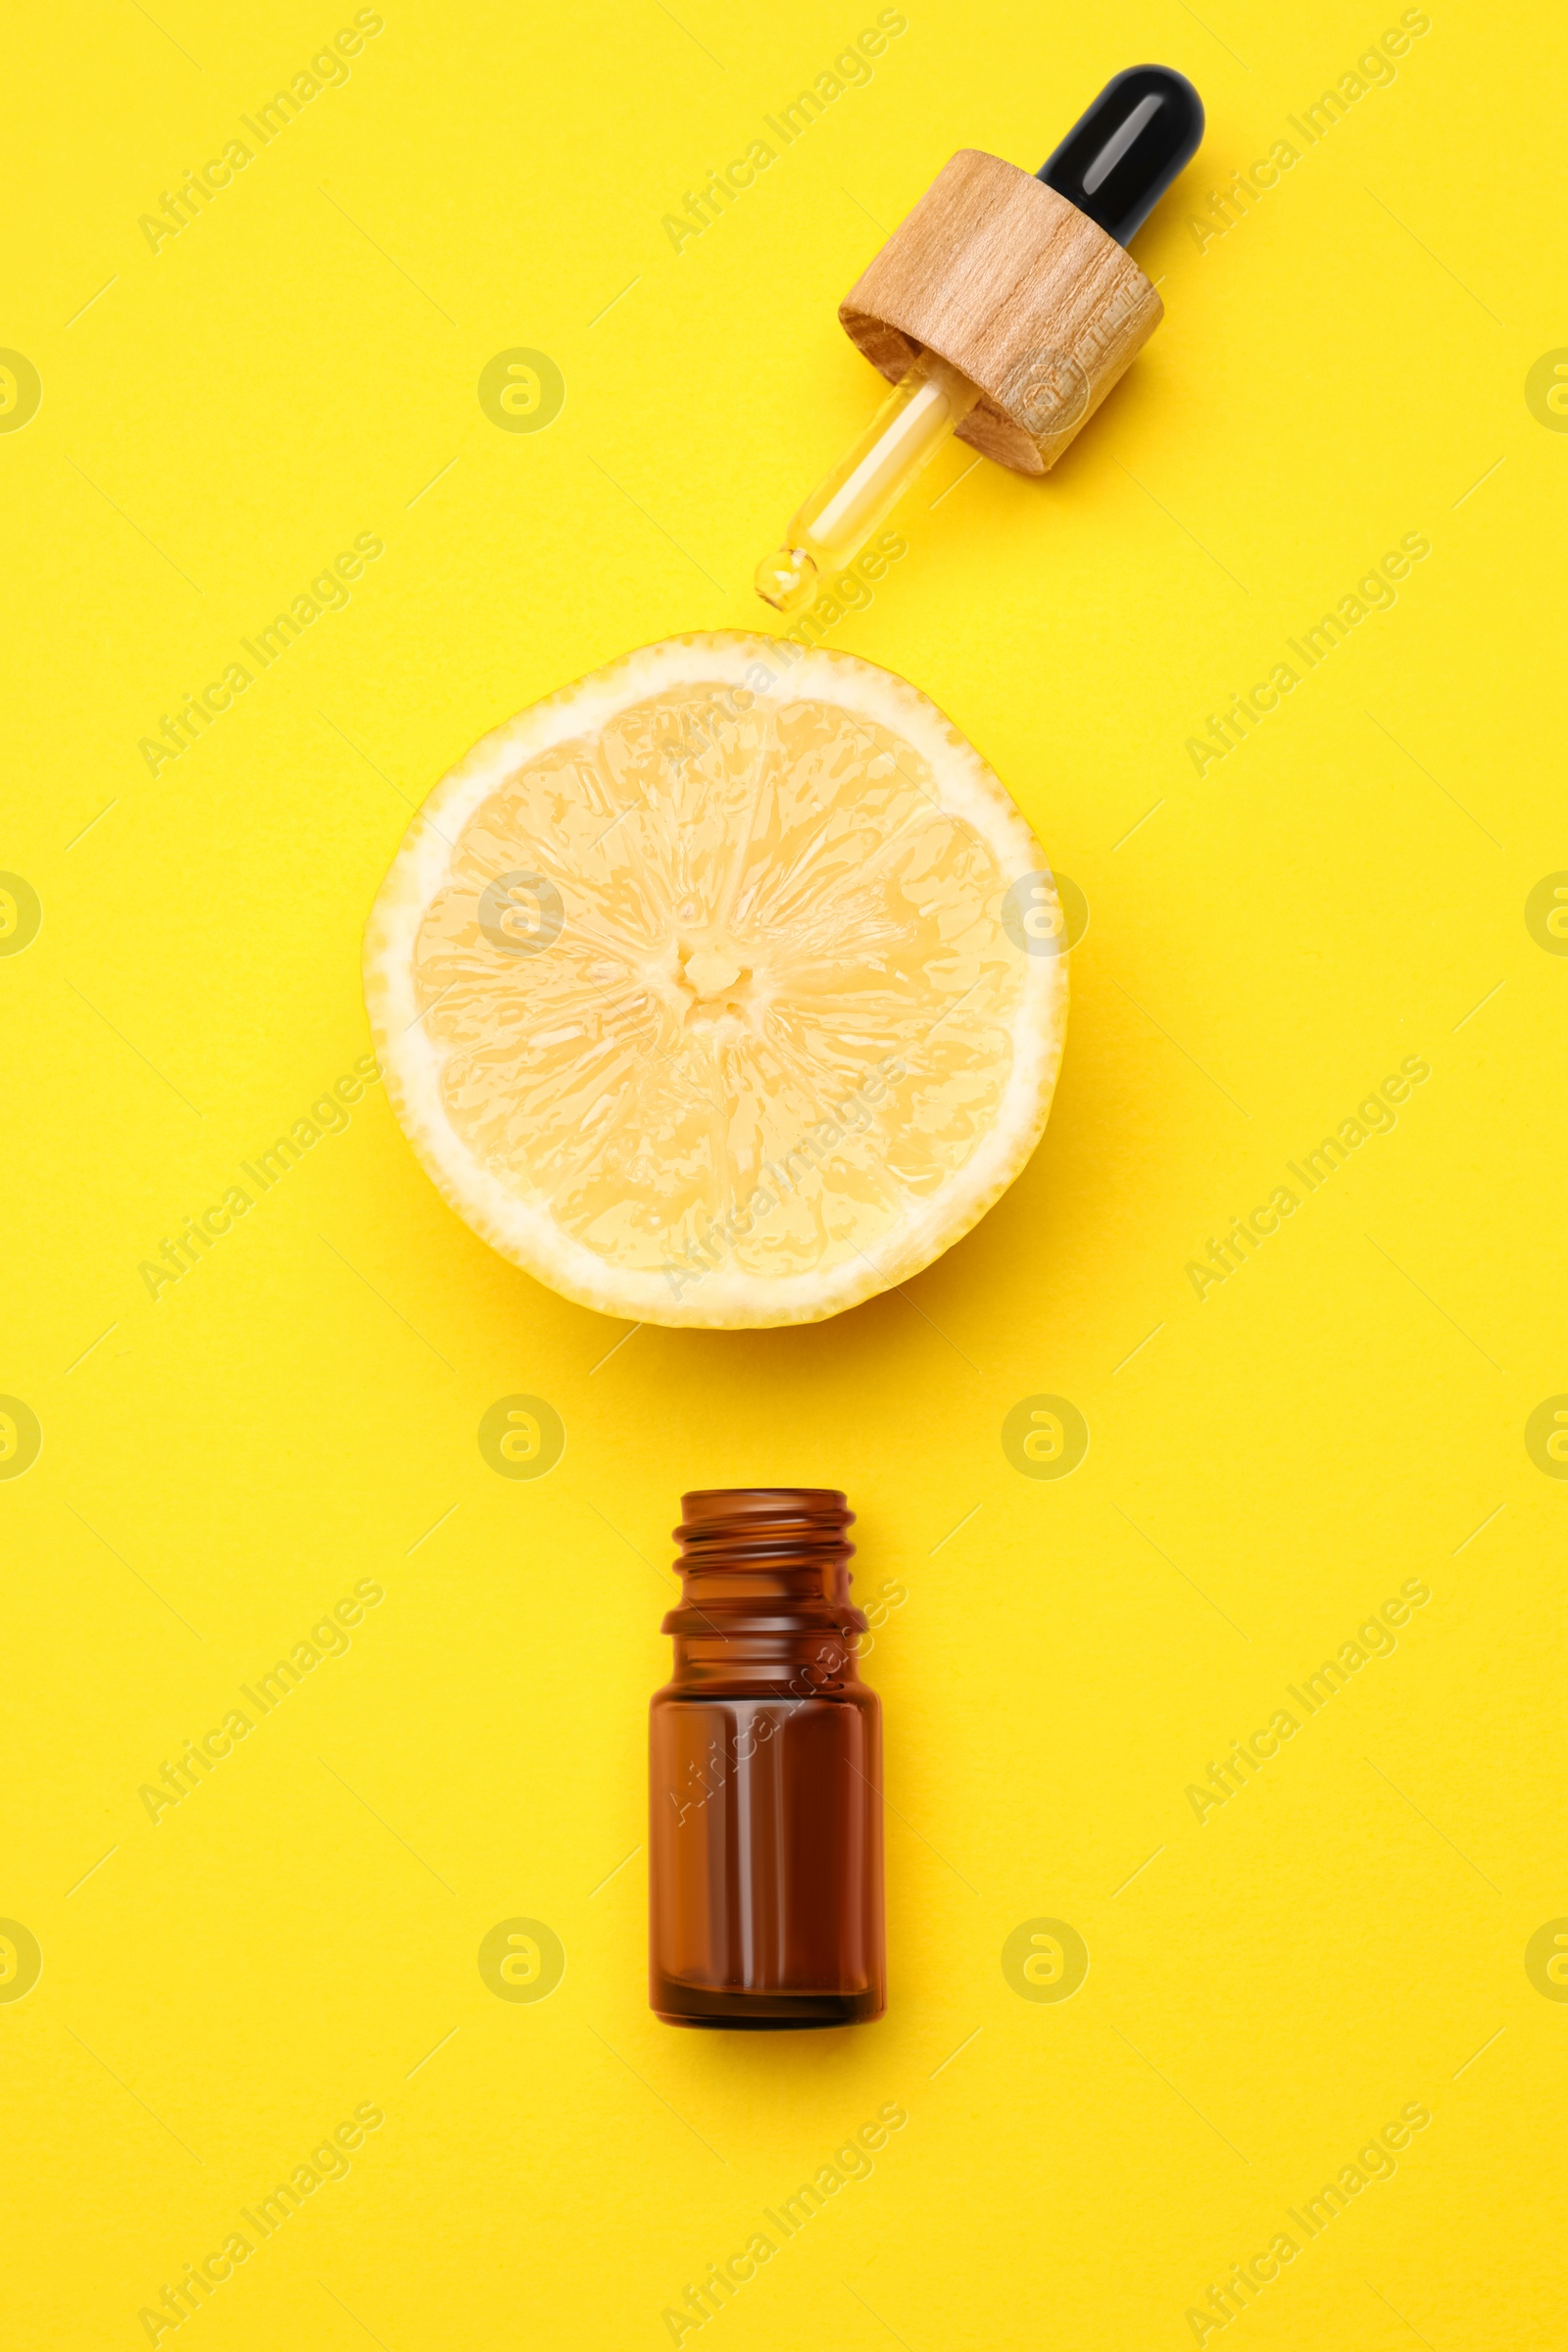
[839,67,1203,475]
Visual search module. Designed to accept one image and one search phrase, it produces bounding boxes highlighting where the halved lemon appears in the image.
[364,634,1066,1327]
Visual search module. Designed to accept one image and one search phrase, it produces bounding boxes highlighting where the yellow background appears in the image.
[4,0,1566,2344]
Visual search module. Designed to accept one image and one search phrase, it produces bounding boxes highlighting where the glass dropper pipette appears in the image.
[755,66,1203,616]
[755,351,983,614]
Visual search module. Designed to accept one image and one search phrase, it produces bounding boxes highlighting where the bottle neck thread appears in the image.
[662,1488,865,1648]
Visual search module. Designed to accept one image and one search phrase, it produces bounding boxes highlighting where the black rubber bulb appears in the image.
[1038,65,1203,247]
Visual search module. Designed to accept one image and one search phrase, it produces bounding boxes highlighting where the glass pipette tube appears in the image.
[756,349,981,615]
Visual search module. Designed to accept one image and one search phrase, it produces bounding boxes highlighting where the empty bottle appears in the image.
[649,1487,885,2029]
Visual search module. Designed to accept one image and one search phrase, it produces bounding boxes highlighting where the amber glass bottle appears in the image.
[649,1488,885,2029]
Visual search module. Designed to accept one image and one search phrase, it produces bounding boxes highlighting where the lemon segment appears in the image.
[364,634,1067,1327]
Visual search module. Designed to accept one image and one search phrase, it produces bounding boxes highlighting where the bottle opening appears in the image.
[676,1487,855,1565]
